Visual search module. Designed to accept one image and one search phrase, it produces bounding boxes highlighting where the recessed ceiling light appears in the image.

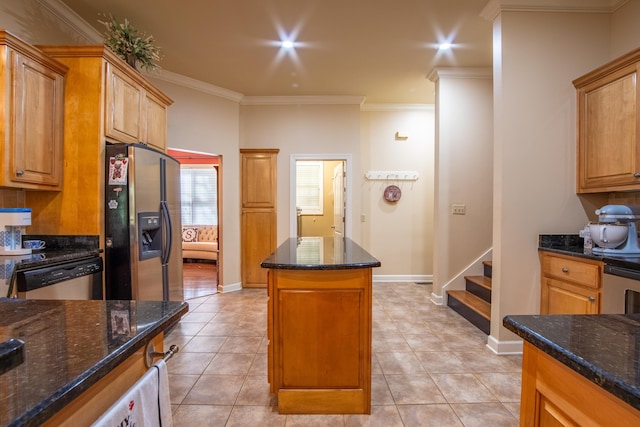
[438,42,452,50]
[281,40,294,49]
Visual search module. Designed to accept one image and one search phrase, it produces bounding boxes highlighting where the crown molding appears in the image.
[427,67,493,82]
[146,69,244,102]
[481,0,629,21]
[240,96,366,106]
[361,104,434,112]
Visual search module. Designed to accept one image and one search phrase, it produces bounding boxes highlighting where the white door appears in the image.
[332,162,345,237]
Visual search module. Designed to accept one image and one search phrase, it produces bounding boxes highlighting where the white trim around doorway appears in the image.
[290,154,353,239]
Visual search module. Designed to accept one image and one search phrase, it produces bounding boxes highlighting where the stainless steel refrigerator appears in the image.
[104,143,183,301]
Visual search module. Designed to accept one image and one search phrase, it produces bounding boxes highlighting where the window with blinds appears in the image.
[296,161,323,215]
[180,166,218,225]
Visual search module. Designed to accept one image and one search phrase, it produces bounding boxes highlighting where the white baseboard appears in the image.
[373,274,433,283]
[430,292,444,305]
[486,334,523,355]
[219,282,242,293]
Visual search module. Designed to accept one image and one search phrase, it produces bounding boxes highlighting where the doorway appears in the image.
[291,154,352,238]
[168,148,221,298]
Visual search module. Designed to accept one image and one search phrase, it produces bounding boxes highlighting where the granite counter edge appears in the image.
[260,261,381,270]
[503,315,640,412]
[12,302,188,427]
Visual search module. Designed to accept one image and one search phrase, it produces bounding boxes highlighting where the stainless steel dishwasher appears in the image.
[602,264,640,314]
[14,256,103,300]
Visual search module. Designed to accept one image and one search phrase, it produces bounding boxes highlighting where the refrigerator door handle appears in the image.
[160,200,172,264]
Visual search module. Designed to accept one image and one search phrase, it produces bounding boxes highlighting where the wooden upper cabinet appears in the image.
[241,149,278,208]
[104,61,171,151]
[25,45,171,236]
[105,63,142,143]
[0,31,67,190]
[142,91,169,151]
[574,49,640,193]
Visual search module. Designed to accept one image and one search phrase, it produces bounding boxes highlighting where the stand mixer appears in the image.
[590,204,640,255]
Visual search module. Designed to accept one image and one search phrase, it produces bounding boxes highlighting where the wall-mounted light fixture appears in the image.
[395,131,409,140]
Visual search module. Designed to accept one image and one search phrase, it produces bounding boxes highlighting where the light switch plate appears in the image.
[452,204,466,215]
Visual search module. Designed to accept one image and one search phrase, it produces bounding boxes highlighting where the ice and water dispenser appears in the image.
[138,212,162,260]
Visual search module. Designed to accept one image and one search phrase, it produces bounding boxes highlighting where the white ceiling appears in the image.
[60,0,494,104]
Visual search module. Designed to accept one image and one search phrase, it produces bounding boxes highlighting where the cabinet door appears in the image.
[141,91,167,151]
[9,51,64,189]
[105,63,141,143]
[576,61,640,193]
[541,278,599,314]
[241,209,276,287]
[538,395,580,427]
[241,152,277,208]
[521,342,640,427]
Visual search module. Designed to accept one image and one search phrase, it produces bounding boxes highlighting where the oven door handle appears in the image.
[604,264,640,281]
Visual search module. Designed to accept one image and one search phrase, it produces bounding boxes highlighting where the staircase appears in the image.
[446,261,492,334]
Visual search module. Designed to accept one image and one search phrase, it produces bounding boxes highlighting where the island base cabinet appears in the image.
[520,342,640,426]
[268,268,372,414]
[42,333,164,427]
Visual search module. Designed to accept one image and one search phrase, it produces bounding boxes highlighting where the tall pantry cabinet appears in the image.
[25,46,172,236]
[241,149,279,288]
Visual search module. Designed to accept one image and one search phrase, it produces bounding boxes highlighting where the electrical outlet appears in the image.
[360,214,366,222]
[452,204,466,215]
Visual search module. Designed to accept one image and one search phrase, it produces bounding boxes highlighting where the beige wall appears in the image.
[611,0,640,57]
[0,0,90,45]
[490,9,619,346]
[429,70,493,295]
[238,104,434,279]
[360,107,434,279]
[239,104,364,246]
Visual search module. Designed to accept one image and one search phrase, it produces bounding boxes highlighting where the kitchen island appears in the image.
[0,298,188,426]
[261,237,380,414]
[504,314,640,425]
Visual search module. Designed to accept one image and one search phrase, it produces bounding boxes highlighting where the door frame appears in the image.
[290,154,352,238]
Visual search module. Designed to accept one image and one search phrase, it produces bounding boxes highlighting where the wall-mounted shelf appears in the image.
[364,171,419,181]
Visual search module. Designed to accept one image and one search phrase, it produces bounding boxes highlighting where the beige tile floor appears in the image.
[166,282,522,426]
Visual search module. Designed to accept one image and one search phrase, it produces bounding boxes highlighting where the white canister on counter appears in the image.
[579,225,593,250]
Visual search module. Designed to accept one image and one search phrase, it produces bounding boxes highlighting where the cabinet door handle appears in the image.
[16,170,24,177]
[634,172,640,178]
[588,296,596,302]
[561,267,569,273]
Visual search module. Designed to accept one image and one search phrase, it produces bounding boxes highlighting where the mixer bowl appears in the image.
[588,223,629,249]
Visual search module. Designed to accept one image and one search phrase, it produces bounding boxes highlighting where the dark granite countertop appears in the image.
[504,314,640,411]
[261,237,381,270]
[538,234,640,271]
[0,298,188,427]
